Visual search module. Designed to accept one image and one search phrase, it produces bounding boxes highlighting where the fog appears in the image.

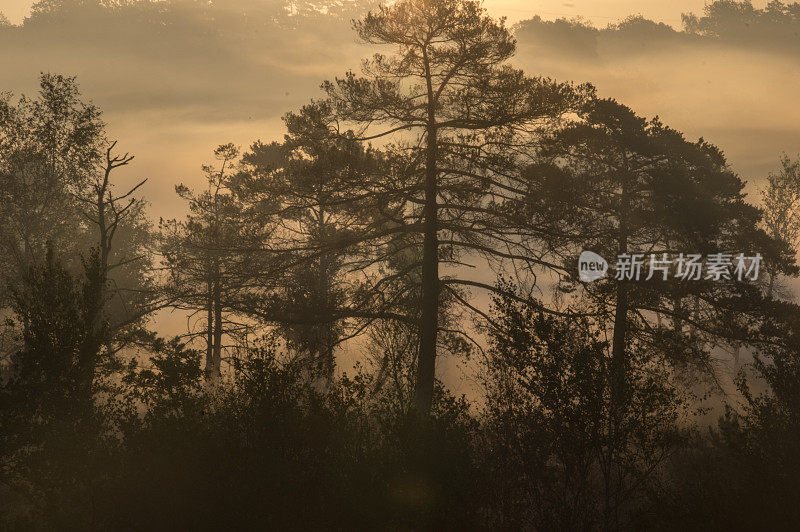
[4,6,800,525]
[1,1,794,218]
[2,0,797,393]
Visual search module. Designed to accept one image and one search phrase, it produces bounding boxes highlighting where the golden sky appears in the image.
[1,0,767,26]
[1,0,790,220]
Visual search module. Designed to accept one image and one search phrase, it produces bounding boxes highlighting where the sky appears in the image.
[0,0,751,26]
[2,0,792,249]
[1,0,791,235]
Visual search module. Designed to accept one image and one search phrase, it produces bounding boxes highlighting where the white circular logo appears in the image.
[578,251,608,282]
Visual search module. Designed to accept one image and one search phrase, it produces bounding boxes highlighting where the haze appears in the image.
[0,0,789,220]
[2,0,797,390]
[2,0,723,25]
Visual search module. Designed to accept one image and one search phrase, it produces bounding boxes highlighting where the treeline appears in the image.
[517,1,800,59]
[4,1,800,70]
[3,1,798,124]
[2,0,800,529]
[0,0,377,120]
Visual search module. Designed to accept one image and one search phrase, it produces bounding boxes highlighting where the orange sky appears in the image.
[1,0,765,26]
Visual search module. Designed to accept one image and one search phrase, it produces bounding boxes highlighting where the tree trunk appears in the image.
[78,254,106,413]
[611,170,630,413]
[672,291,683,333]
[414,123,439,415]
[316,208,336,389]
[211,266,223,383]
[205,274,214,381]
[767,269,776,300]
[608,230,627,532]
[611,280,628,410]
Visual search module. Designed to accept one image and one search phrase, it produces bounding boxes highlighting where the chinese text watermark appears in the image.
[578,251,762,283]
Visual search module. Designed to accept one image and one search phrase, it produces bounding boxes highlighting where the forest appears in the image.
[2,0,800,530]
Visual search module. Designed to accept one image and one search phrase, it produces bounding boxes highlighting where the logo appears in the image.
[578,251,608,282]
[577,250,762,283]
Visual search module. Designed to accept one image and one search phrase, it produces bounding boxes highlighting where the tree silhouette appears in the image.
[71,141,158,357]
[5,6,800,528]
[484,281,687,529]
[324,0,588,413]
[160,144,272,383]
[2,247,107,444]
[761,154,800,299]
[682,0,800,42]
[239,102,382,387]
[0,74,156,372]
[526,98,797,402]
[0,74,104,295]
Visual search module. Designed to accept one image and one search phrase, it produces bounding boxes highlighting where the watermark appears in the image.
[578,250,609,282]
[578,251,762,283]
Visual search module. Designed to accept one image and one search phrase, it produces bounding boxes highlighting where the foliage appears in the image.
[682,0,800,40]
[525,97,795,384]
[3,1,800,529]
[482,281,690,529]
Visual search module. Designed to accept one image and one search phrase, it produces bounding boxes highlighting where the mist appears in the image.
[2,2,800,528]
[1,2,796,216]
[1,0,796,398]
